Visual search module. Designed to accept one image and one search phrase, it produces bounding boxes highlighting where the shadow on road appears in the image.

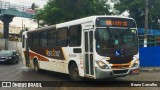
[0,62,19,66]
[21,67,132,87]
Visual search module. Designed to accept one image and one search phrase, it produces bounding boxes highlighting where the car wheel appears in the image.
[69,64,83,81]
[11,60,15,64]
[16,59,19,64]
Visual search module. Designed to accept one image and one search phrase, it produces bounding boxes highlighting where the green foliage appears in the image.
[113,0,160,29]
[35,0,110,25]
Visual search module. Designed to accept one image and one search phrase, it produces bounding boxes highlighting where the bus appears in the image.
[22,15,139,81]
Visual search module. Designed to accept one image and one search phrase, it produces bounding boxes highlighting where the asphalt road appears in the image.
[0,61,70,81]
[0,61,159,90]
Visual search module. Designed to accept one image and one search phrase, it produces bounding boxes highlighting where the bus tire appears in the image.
[33,60,40,73]
[69,64,83,81]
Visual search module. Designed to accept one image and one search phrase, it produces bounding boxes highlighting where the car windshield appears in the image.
[95,28,138,57]
[0,50,13,55]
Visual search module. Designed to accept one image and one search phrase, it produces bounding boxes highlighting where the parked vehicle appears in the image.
[0,50,19,64]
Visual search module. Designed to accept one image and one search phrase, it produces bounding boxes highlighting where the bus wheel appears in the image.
[33,60,40,72]
[69,64,83,81]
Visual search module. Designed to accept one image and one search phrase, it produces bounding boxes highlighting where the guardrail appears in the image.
[138,35,160,47]
[0,1,34,15]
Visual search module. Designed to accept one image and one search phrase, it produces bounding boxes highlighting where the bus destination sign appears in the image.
[105,20,127,27]
[96,17,136,28]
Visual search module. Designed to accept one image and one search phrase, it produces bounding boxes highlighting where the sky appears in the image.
[0,0,128,31]
[3,0,47,8]
[0,0,48,30]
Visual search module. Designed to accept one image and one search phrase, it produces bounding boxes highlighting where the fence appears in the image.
[0,0,35,18]
[138,35,160,47]
[138,34,160,67]
[139,46,160,67]
[0,1,30,13]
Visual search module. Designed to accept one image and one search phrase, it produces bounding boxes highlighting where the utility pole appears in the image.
[144,0,148,47]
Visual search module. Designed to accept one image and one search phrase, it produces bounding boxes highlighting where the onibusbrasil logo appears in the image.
[1,82,42,87]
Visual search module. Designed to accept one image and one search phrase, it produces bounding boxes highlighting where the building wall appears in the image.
[0,23,21,34]
[0,39,22,57]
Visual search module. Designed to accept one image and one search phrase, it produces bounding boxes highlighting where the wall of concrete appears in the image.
[0,39,22,56]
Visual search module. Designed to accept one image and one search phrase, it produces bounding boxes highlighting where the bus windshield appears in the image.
[95,28,138,57]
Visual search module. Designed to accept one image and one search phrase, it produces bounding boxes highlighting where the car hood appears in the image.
[0,55,12,57]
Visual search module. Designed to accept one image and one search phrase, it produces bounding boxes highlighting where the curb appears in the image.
[140,68,160,72]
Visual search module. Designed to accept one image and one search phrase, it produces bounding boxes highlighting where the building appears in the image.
[0,23,21,36]
[0,17,38,40]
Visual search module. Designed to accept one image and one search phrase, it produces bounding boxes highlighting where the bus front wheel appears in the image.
[69,64,83,81]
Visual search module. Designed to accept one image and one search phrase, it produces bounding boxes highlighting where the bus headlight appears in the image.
[131,60,139,68]
[96,61,109,69]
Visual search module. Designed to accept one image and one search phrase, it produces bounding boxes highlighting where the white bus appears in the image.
[22,15,139,81]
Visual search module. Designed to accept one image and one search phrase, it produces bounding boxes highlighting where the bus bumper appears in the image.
[95,67,139,79]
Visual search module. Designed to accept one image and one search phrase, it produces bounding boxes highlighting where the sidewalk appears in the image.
[140,67,160,72]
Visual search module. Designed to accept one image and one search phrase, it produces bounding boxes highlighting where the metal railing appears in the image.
[138,35,160,47]
[0,0,34,15]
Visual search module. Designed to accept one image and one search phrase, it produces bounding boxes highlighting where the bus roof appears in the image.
[56,15,134,28]
[27,25,56,34]
[27,15,134,33]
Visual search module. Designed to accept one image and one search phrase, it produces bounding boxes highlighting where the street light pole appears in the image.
[144,0,148,47]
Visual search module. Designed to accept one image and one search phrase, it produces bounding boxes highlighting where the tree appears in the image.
[34,0,110,26]
[113,0,160,29]
[31,3,39,10]
[31,3,35,10]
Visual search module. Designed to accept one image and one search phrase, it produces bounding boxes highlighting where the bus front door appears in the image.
[23,35,30,67]
[84,30,94,77]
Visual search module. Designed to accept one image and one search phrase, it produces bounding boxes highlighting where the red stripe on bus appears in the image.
[23,51,49,61]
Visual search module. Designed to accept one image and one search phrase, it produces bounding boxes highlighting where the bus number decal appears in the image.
[46,49,60,57]
[69,54,76,57]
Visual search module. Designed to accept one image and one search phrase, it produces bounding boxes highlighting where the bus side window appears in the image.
[28,34,33,47]
[41,32,47,47]
[58,27,68,47]
[47,31,57,47]
[32,33,40,47]
[69,25,82,47]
